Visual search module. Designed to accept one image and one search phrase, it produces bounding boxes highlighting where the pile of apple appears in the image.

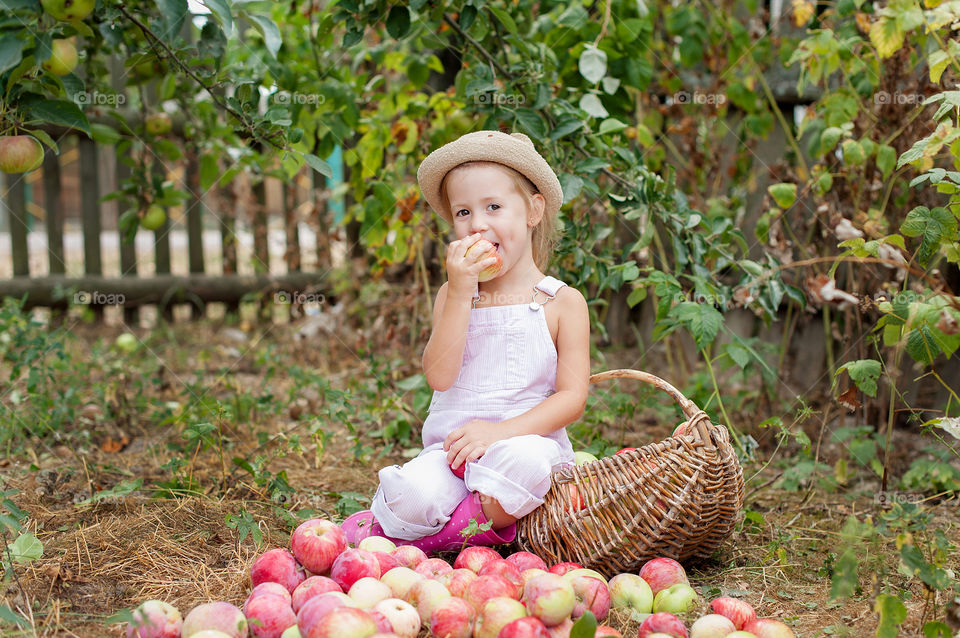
[125,517,798,638]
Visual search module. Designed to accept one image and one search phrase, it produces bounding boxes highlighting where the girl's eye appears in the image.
[488,204,500,211]
[455,209,470,217]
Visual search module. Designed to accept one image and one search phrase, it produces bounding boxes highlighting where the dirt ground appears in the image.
[1,312,958,637]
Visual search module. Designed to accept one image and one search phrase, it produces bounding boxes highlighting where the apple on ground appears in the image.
[379,566,423,601]
[0,136,44,174]
[544,617,573,638]
[306,606,378,638]
[391,545,428,569]
[406,578,450,622]
[653,583,699,614]
[251,548,306,594]
[595,626,623,637]
[505,552,547,572]
[358,535,397,554]
[429,596,475,638]
[42,39,78,75]
[415,557,453,579]
[249,583,293,607]
[368,608,394,633]
[126,600,182,638]
[295,592,355,636]
[348,576,393,608]
[567,573,610,621]
[291,576,342,614]
[463,238,502,282]
[690,614,737,638]
[522,572,575,626]
[41,0,96,20]
[561,568,607,585]
[607,573,653,614]
[465,574,520,609]
[181,601,248,638]
[291,518,347,574]
[372,551,400,576]
[638,557,689,596]
[637,612,688,638]
[614,448,637,455]
[244,594,296,638]
[478,559,523,598]
[520,568,548,591]
[280,627,302,638]
[727,633,759,638]
[453,546,501,573]
[437,568,477,598]
[330,548,381,591]
[547,562,582,576]
[743,618,795,638]
[473,596,527,638]
[710,597,757,630]
[188,632,234,638]
[563,484,585,513]
[498,615,549,637]
[372,598,419,638]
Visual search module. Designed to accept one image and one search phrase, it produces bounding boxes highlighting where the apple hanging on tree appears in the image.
[0,135,44,174]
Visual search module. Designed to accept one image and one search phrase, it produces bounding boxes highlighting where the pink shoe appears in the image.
[408,493,517,555]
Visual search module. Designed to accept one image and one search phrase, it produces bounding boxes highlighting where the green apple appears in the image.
[144,113,172,136]
[608,573,653,614]
[653,582,700,614]
[0,136,44,174]
[140,205,166,231]
[562,568,608,585]
[41,0,95,21]
[574,451,598,465]
[115,333,137,353]
[42,39,78,76]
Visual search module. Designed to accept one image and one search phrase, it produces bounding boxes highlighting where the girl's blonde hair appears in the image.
[439,161,557,269]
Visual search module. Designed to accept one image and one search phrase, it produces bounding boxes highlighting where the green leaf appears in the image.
[900,544,952,589]
[0,33,24,76]
[929,49,950,85]
[578,45,607,84]
[598,118,627,135]
[385,5,411,39]
[842,139,865,166]
[901,206,958,266]
[922,622,954,638]
[200,0,233,36]
[870,16,904,59]
[89,123,121,146]
[837,359,882,397]
[627,287,647,308]
[199,152,220,190]
[558,173,583,204]
[157,0,188,44]
[21,97,90,135]
[819,126,843,155]
[874,593,907,638]
[767,183,797,208]
[906,325,943,364]
[579,94,608,118]
[246,14,282,57]
[876,144,896,178]
[487,5,518,35]
[829,549,859,600]
[302,153,333,179]
[570,611,598,638]
[549,116,584,141]
[7,532,42,563]
[669,301,722,350]
[74,479,143,506]
[514,108,547,140]
[0,605,29,628]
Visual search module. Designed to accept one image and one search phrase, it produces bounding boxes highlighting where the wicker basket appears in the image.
[515,369,745,577]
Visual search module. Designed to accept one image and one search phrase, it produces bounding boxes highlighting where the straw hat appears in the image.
[417,130,563,223]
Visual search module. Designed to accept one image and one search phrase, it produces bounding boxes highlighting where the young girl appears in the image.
[342,131,591,552]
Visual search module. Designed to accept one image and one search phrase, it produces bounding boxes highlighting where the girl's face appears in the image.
[444,163,544,279]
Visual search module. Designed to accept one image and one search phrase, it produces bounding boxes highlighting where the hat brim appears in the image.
[417,130,563,223]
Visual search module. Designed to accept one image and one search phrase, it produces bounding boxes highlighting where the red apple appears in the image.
[466,574,519,609]
[372,599,419,638]
[250,583,293,607]
[522,573,575,626]
[245,594,296,638]
[407,578,450,624]
[453,546,501,574]
[291,576,342,614]
[690,614,737,638]
[505,552,548,573]
[307,606,378,638]
[415,558,453,579]
[672,421,691,437]
[615,447,637,455]
[478,559,523,598]
[547,562,582,577]
[463,238,502,282]
[292,519,347,574]
[568,573,610,621]
[429,596,475,638]
[181,601,248,638]
[379,566,423,601]
[562,484,585,513]
[372,551,400,576]
[710,597,756,630]
[437,568,477,598]
[368,610,393,634]
[742,618,796,638]
[126,600,182,638]
[498,616,549,637]
[251,549,307,593]
[639,558,688,596]
[330,549,381,592]
[595,626,623,637]
[545,617,574,638]
[391,545,428,569]
[637,612,688,638]
[473,596,526,638]
[295,592,355,636]
[0,135,44,174]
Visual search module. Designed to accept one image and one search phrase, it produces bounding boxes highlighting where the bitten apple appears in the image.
[463,238,502,282]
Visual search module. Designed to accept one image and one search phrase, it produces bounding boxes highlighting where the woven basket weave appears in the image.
[515,369,745,577]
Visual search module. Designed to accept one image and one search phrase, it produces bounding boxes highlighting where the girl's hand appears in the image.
[445,233,499,299]
[444,419,503,471]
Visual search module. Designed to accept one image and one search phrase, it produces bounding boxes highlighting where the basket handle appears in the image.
[588,369,701,421]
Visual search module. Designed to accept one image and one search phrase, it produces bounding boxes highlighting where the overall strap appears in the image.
[534,276,567,297]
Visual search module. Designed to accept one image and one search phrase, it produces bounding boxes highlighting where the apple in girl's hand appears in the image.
[607,573,653,613]
[291,576,341,614]
[742,618,796,638]
[453,546,501,573]
[690,614,737,638]
[330,548,381,591]
[505,551,548,572]
[126,600,182,638]
[710,597,756,630]
[463,238,502,282]
[638,557,688,595]
[429,596,475,638]
[547,562,582,576]
[653,583,699,614]
[415,557,453,579]
[290,518,347,574]
[391,545,428,569]
[450,458,478,479]
[637,612,688,638]
[250,549,307,593]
